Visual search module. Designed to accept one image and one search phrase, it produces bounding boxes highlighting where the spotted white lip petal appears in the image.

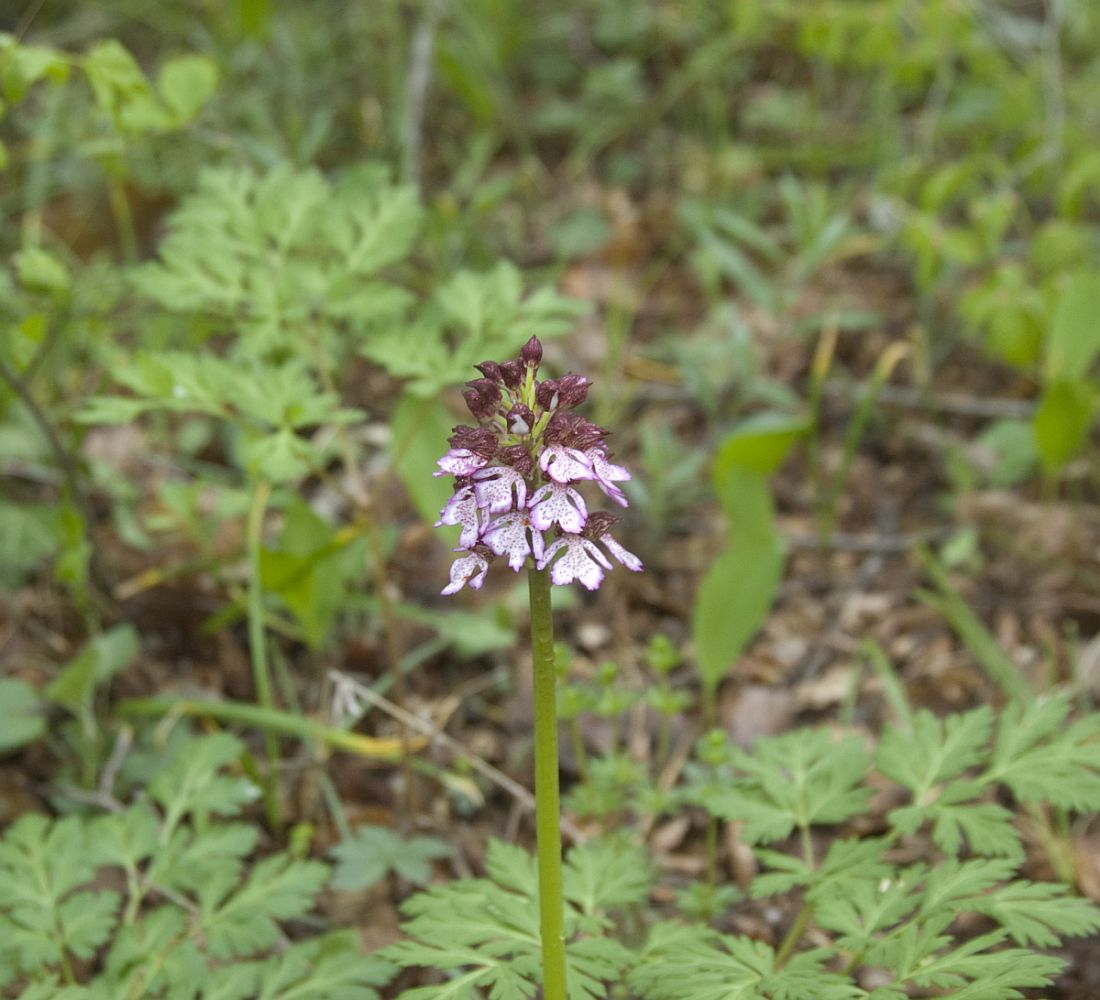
[441,551,489,595]
[435,486,481,549]
[472,466,528,514]
[434,448,489,478]
[539,534,607,590]
[599,532,643,572]
[483,511,533,571]
[539,444,594,484]
[528,482,588,534]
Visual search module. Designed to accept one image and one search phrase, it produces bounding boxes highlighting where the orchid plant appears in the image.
[434,336,642,998]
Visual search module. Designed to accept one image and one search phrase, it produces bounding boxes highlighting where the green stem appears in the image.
[774,901,813,969]
[117,696,410,758]
[528,566,568,1000]
[247,480,282,829]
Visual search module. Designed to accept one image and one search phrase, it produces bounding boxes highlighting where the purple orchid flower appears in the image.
[435,335,642,594]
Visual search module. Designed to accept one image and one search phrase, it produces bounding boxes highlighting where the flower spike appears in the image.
[435,335,641,594]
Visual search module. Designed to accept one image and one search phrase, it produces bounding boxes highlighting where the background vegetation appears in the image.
[2,0,1100,996]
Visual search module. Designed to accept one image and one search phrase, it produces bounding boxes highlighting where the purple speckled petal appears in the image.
[528,482,587,534]
[539,444,594,484]
[585,448,631,507]
[435,486,481,549]
[472,466,527,514]
[538,534,605,590]
[598,532,643,571]
[483,511,533,571]
[441,551,489,595]
[434,448,489,478]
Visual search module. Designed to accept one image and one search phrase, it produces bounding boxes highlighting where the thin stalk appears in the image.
[528,566,568,999]
[776,822,816,969]
[246,480,282,829]
[117,696,412,759]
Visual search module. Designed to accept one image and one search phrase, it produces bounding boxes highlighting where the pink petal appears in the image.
[528,482,587,534]
[540,534,605,590]
[599,532,643,572]
[472,466,527,514]
[585,448,631,506]
[435,486,481,549]
[441,551,488,595]
[483,511,533,571]
[539,444,594,484]
[434,448,489,478]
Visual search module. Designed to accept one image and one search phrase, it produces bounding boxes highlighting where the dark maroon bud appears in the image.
[463,378,501,420]
[544,411,608,449]
[582,511,620,539]
[474,360,504,383]
[535,378,560,410]
[507,403,535,435]
[499,359,524,389]
[449,424,498,458]
[556,373,591,408]
[520,336,543,368]
[495,444,534,476]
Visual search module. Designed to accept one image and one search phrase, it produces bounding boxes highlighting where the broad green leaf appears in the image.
[389,391,454,525]
[692,470,784,693]
[157,54,218,122]
[1046,269,1100,380]
[1032,377,1094,477]
[0,679,45,753]
[712,412,810,479]
[45,624,139,713]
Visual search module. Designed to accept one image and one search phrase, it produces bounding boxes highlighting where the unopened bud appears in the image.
[556,373,590,408]
[520,336,543,368]
[474,360,503,383]
[535,379,559,410]
[499,359,524,389]
[463,378,501,420]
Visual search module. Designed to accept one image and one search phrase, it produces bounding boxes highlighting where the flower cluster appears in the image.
[435,336,642,594]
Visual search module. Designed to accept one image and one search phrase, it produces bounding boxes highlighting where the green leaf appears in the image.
[149,732,260,824]
[1046,269,1100,381]
[563,837,653,919]
[255,930,395,999]
[0,814,103,974]
[330,825,450,892]
[201,855,329,959]
[389,391,454,525]
[260,499,366,648]
[0,499,58,586]
[1032,377,1094,477]
[45,624,139,713]
[157,54,218,122]
[0,679,46,753]
[14,247,69,297]
[58,890,120,959]
[989,695,1100,810]
[877,706,993,793]
[630,923,862,1000]
[712,413,809,478]
[692,470,784,694]
[975,880,1100,947]
[702,729,870,845]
